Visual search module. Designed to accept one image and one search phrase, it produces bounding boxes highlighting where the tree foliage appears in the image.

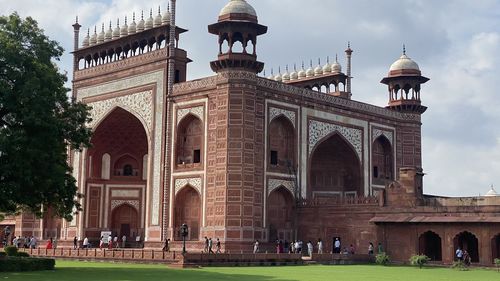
[0,13,92,220]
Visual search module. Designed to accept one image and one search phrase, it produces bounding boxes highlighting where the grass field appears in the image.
[0,261,498,281]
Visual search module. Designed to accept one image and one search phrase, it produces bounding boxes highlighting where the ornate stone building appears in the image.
[3,0,499,265]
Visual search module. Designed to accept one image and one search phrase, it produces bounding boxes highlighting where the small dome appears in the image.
[282,68,290,82]
[390,54,420,71]
[290,69,298,80]
[267,73,275,80]
[154,8,162,27]
[485,186,498,197]
[97,24,105,44]
[112,20,121,39]
[298,65,306,79]
[145,10,154,30]
[128,14,137,34]
[219,0,257,18]
[105,22,113,41]
[137,12,145,32]
[332,61,342,73]
[162,8,171,24]
[323,60,332,73]
[120,17,129,36]
[89,27,97,46]
[314,64,323,76]
[274,72,282,82]
[82,29,90,47]
[306,65,314,78]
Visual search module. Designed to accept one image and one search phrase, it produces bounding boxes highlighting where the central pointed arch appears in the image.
[174,186,201,241]
[309,133,362,199]
[267,186,294,242]
[454,231,479,263]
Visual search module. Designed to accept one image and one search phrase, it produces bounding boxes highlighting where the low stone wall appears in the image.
[18,248,179,263]
[311,253,374,264]
[173,253,304,267]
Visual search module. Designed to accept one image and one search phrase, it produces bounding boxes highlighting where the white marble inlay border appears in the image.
[174,178,202,196]
[372,128,394,146]
[269,107,296,128]
[268,178,295,198]
[110,200,140,212]
[77,70,164,226]
[111,190,140,198]
[177,106,204,125]
[308,119,362,159]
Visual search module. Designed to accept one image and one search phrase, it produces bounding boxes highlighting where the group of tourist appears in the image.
[97,235,127,249]
[7,236,38,249]
[455,247,472,266]
[203,237,222,254]
[252,238,384,256]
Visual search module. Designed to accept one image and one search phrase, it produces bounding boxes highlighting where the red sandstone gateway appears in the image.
[2,0,499,266]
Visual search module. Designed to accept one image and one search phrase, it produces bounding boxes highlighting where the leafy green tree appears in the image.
[0,13,91,220]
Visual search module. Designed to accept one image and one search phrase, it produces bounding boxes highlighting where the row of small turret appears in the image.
[265,56,345,82]
[81,6,172,48]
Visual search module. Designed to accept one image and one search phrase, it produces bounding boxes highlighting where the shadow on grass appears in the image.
[1,266,297,281]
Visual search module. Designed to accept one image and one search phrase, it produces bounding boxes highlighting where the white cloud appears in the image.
[2,0,499,196]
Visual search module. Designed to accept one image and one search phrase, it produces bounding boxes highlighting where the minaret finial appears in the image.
[87,28,90,36]
[141,10,144,20]
[117,18,120,27]
[278,66,281,74]
[294,63,297,71]
[101,23,104,32]
[158,5,161,15]
[348,41,351,48]
[133,12,136,21]
[286,65,289,72]
[168,2,170,12]
[403,44,406,55]
[150,8,153,17]
[94,25,97,33]
[327,56,330,64]
[301,61,304,69]
[318,58,321,66]
[310,59,313,67]
[124,16,127,25]
[336,54,338,62]
[75,16,79,24]
[271,68,274,75]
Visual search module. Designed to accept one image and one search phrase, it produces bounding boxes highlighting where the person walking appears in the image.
[108,236,113,250]
[253,240,260,254]
[455,247,463,261]
[368,242,374,255]
[113,236,118,249]
[334,238,341,254]
[73,236,78,249]
[208,238,214,253]
[163,238,170,252]
[307,241,313,257]
[83,237,89,249]
[377,242,384,253]
[121,235,127,248]
[215,238,221,254]
[204,237,209,253]
[99,236,104,249]
[46,237,53,250]
[317,239,323,254]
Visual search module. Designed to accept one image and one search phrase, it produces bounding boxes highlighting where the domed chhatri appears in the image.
[209,0,267,73]
[219,0,257,19]
[390,54,420,72]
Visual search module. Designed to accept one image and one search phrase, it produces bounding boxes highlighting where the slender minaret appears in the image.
[345,42,353,93]
[163,0,176,242]
[72,16,81,72]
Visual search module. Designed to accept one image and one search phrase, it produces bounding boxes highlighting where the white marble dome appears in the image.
[485,187,498,197]
[219,0,257,17]
[390,54,420,71]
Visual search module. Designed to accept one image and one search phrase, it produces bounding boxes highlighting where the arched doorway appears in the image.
[176,115,203,168]
[454,231,479,263]
[418,231,442,261]
[267,187,294,242]
[268,116,296,173]
[372,136,393,185]
[309,134,362,199]
[174,186,201,241]
[111,204,139,239]
[492,234,500,263]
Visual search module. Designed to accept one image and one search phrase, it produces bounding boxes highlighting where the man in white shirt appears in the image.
[83,237,89,249]
[334,238,341,254]
[113,236,118,248]
[317,239,323,254]
[122,235,127,248]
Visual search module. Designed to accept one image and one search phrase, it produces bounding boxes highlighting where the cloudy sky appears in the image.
[2,0,499,197]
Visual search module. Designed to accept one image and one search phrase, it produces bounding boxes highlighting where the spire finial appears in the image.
[327,56,330,64]
[117,18,120,27]
[271,68,274,75]
[87,28,90,36]
[101,23,104,32]
[348,41,351,48]
[168,2,170,12]
[278,66,281,74]
[286,65,289,72]
[133,12,136,21]
[75,16,79,24]
[302,61,305,69]
[94,25,97,34]
[318,58,321,66]
[294,63,297,71]
[124,16,127,25]
[310,60,313,67]
[263,70,266,76]
[336,54,338,62]
[141,10,144,20]
[158,5,161,15]
[150,8,153,17]
[403,44,406,55]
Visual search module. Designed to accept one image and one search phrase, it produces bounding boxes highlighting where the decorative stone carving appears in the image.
[111,190,140,198]
[110,200,140,211]
[77,70,164,226]
[177,106,204,125]
[308,119,362,159]
[256,77,421,122]
[269,107,296,128]
[175,178,202,196]
[268,179,295,198]
[88,91,153,132]
[372,128,394,146]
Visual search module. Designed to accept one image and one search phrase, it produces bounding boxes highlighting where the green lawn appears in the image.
[0,260,498,281]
